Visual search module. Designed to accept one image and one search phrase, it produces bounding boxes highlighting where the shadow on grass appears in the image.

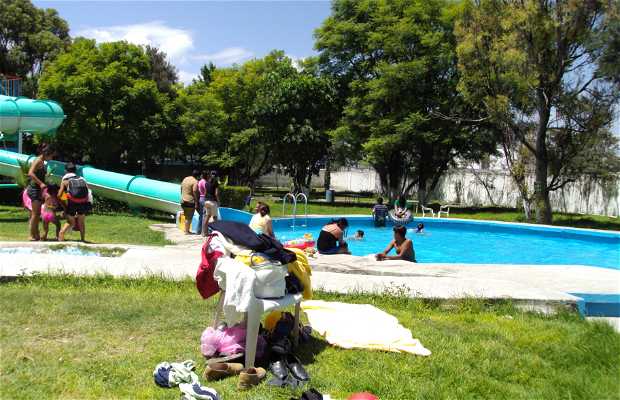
[296,334,329,366]
[0,217,29,222]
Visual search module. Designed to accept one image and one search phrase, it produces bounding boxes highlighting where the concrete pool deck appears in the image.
[2,237,618,304]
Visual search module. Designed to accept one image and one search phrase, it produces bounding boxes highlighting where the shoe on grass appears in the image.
[203,362,244,381]
[237,367,267,390]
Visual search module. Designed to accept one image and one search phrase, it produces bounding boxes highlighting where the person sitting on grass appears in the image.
[371,197,389,227]
[249,203,275,238]
[317,218,351,255]
[41,184,62,241]
[376,225,416,263]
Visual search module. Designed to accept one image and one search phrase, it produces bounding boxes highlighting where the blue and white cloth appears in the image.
[153,360,199,388]
[153,360,219,399]
[180,382,220,400]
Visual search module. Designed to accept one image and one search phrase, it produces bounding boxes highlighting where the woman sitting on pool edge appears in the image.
[249,203,274,238]
[317,218,351,255]
[376,225,416,262]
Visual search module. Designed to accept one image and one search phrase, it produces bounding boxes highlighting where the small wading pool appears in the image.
[271,216,620,270]
[0,245,126,258]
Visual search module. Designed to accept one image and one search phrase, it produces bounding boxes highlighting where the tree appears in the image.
[254,71,337,192]
[455,0,619,223]
[145,45,178,94]
[0,0,70,96]
[39,39,173,170]
[197,62,216,86]
[315,0,497,202]
[177,51,337,190]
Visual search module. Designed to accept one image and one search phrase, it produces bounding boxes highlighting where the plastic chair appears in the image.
[212,291,303,368]
[421,205,435,218]
[437,205,451,218]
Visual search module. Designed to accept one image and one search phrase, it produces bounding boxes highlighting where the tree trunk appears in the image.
[534,92,553,224]
[324,157,331,191]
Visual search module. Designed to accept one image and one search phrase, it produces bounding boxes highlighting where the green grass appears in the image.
[0,205,171,246]
[1,275,618,399]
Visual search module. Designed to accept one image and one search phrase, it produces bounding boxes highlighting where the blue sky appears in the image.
[34,1,332,84]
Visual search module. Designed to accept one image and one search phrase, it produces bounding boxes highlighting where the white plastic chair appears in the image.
[421,205,435,218]
[212,291,303,368]
[437,205,451,218]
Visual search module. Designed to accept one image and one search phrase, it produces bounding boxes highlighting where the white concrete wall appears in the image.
[256,168,620,217]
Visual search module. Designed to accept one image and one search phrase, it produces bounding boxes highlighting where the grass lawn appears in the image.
[1,275,618,400]
[0,205,171,246]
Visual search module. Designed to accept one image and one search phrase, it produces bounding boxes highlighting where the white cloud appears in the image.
[178,70,198,85]
[192,47,254,66]
[76,21,193,63]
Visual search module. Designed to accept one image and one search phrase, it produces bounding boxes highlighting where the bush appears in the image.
[0,186,21,206]
[90,194,133,215]
[219,186,250,209]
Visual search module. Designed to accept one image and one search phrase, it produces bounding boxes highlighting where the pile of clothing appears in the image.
[153,360,219,400]
[196,220,312,325]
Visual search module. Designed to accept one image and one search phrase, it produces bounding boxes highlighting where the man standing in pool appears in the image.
[376,225,416,262]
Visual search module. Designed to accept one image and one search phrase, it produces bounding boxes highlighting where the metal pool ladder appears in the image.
[282,192,308,228]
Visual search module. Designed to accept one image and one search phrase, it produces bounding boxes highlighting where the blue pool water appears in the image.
[271,216,620,269]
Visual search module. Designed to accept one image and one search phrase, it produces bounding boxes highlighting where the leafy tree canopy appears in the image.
[178,51,337,189]
[455,0,619,223]
[0,0,70,96]
[315,0,498,201]
[39,39,181,170]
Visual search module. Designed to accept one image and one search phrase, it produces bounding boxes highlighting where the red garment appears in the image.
[196,235,223,299]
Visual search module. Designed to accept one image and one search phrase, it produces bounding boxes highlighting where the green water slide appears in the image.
[0,95,181,213]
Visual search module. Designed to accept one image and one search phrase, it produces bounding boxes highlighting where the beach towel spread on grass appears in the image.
[301,300,431,356]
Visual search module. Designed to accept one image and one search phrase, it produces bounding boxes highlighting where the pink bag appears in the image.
[200,324,266,358]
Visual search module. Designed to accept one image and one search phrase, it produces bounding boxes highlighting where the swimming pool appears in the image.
[271,216,620,270]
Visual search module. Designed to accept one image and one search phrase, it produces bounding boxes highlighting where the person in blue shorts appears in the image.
[371,197,389,227]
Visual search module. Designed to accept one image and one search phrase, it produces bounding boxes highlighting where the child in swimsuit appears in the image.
[41,185,62,241]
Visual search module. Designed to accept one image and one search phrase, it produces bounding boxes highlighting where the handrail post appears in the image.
[282,192,297,228]
[295,193,308,227]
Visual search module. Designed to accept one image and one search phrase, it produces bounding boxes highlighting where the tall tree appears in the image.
[39,39,172,170]
[455,0,619,223]
[315,0,497,202]
[145,45,178,94]
[254,70,337,191]
[0,0,70,96]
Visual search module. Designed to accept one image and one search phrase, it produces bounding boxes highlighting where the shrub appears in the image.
[219,186,250,209]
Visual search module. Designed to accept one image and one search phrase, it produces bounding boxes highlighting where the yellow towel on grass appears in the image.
[301,300,431,356]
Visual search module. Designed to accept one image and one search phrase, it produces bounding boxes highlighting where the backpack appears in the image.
[67,176,89,202]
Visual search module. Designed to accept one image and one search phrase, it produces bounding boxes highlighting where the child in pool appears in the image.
[415,223,424,233]
[41,184,62,240]
[348,230,365,240]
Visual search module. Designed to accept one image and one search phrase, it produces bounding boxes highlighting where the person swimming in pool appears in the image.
[376,225,416,262]
[347,230,365,241]
[415,223,424,233]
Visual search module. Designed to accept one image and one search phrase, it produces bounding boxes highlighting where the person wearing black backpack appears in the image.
[58,163,91,242]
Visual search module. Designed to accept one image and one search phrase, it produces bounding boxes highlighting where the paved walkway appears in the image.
[1,223,619,329]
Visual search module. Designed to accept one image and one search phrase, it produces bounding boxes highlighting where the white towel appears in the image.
[214,257,258,324]
[301,300,431,356]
